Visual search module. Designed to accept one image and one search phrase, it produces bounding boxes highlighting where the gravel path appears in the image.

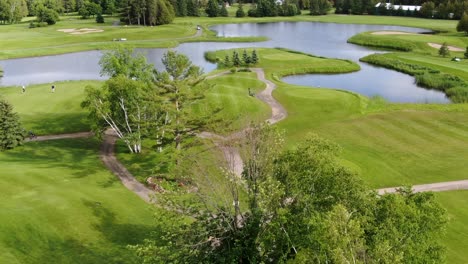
[377,179,468,195]
[99,129,154,203]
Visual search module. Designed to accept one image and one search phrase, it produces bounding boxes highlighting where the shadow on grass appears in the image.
[22,112,90,135]
[83,200,161,246]
[1,138,102,179]
[3,224,139,264]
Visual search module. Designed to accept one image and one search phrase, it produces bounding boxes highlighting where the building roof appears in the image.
[375,3,421,11]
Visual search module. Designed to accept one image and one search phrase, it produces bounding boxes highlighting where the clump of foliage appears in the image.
[236,3,246,17]
[0,0,28,24]
[309,0,331,15]
[0,98,25,151]
[438,42,450,57]
[36,5,59,25]
[132,126,448,263]
[96,13,104,23]
[120,0,175,25]
[362,54,468,102]
[29,21,48,28]
[205,0,219,17]
[457,12,468,35]
[219,3,228,16]
[464,46,468,59]
[248,0,299,17]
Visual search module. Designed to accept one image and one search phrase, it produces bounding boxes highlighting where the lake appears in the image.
[0,21,449,103]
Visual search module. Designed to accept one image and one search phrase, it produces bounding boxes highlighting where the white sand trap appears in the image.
[57,28,104,35]
[372,31,415,35]
[428,42,464,52]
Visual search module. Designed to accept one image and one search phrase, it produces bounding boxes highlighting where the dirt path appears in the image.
[377,179,468,195]
[100,129,154,203]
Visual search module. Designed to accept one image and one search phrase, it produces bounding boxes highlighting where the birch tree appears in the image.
[81,76,147,153]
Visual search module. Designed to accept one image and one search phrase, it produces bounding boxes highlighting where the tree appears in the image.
[36,5,59,24]
[63,0,76,13]
[420,1,435,18]
[81,76,148,153]
[242,49,251,65]
[205,0,218,17]
[0,98,25,151]
[186,0,199,16]
[439,42,450,57]
[0,0,28,24]
[251,49,258,64]
[96,12,104,23]
[465,46,468,59]
[457,12,468,35]
[154,50,205,151]
[98,46,154,82]
[219,3,228,16]
[132,128,448,263]
[310,0,331,15]
[236,3,245,17]
[232,50,241,66]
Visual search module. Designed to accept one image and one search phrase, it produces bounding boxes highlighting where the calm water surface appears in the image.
[0,22,449,103]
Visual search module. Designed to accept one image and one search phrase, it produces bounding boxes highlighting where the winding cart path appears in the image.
[27,70,467,203]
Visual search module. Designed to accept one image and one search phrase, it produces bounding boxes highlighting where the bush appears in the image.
[96,13,105,23]
[29,22,49,28]
[236,4,246,17]
[36,6,60,25]
[446,86,468,103]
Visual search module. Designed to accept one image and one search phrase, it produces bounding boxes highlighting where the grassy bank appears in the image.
[0,81,101,135]
[0,138,158,263]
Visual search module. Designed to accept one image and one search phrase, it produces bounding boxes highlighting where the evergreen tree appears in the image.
[224,55,231,67]
[236,3,245,17]
[251,49,258,64]
[457,12,468,35]
[155,0,175,25]
[439,42,450,57]
[96,12,104,23]
[186,0,199,16]
[205,0,219,17]
[242,49,251,65]
[0,98,25,151]
[232,51,241,67]
[177,0,187,16]
[219,3,228,16]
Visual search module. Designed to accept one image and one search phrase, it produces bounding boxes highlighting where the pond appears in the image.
[0,21,449,103]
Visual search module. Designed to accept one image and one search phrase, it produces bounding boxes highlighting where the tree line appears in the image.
[334,0,468,19]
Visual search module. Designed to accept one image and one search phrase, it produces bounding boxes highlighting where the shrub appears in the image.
[29,22,49,28]
[96,13,105,23]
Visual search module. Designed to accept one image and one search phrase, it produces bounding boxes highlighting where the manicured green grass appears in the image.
[0,138,158,263]
[436,191,468,264]
[274,83,468,188]
[198,72,271,133]
[0,81,100,135]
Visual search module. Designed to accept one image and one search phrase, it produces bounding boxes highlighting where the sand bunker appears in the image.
[372,31,415,35]
[428,42,464,52]
[57,28,104,35]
